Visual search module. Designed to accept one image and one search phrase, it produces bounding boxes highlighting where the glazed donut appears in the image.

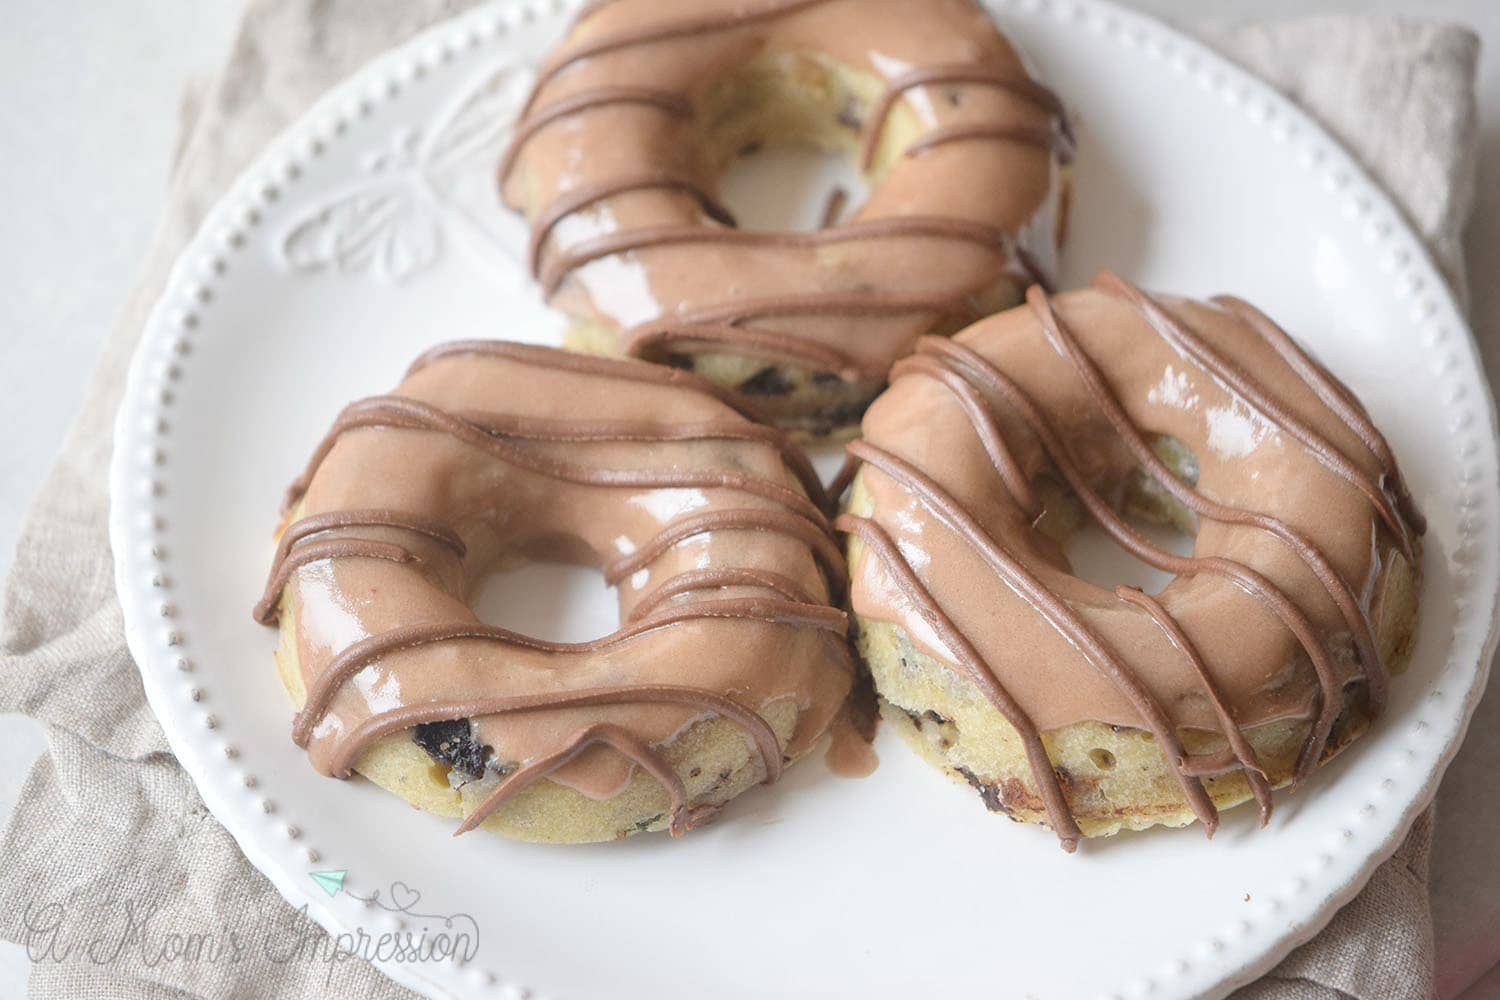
[835,272,1424,849]
[254,342,853,843]
[501,0,1071,437]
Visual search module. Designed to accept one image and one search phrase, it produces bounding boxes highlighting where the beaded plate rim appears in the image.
[107,0,1500,998]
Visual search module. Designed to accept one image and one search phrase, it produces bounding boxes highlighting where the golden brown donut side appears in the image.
[501,0,1072,436]
[271,595,802,843]
[837,273,1423,849]
[255,343,854,843]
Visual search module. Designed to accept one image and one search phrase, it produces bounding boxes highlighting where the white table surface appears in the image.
[1,1,1495,997]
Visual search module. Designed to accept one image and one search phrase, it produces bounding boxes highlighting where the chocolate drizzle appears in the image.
[257,342,853,837]
[534,217,1033,300]
[286,340,829,512]
[836,512,1083,850]
[838,272,1424,848]
[858,61,1074,168]
[329,683,786,836]
[843,441,1222,840]
[1115,587,1273,823]
[521,0,842,109]
[903,124,1062,163]
[497,87,693,184]
[283,394,830,526]
[1212,294,1426,538]
[1094,273,1418,563]
[605,507,848,597]
[500,0,1071,385]
[525,171,737,275]
[254,509,465,625]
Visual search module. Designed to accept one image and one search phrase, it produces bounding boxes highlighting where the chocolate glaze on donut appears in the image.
[836,272,1423,850]
[255,343,853,837]
[500,0,1071,389]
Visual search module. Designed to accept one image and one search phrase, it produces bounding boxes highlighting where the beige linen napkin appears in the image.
[0,3,1479,997]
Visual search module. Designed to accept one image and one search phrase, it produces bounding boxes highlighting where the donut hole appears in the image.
[718,143,866,232]
[1121,434,1201,536]
[1048,435,1202,596]
[1064,512,1192,595]
[698,49,878,232]
[469,561,618,643]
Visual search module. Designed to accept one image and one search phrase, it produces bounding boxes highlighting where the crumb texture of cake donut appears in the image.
[500,0,1072,437]
[835,271,1424,850]
[253,342,853,843]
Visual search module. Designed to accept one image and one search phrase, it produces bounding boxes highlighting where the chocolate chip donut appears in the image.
[501,0,1071,438]
[254,343,853,843]
[835,272,1423,849]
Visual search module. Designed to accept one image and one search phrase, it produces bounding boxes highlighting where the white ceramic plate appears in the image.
[109,1,1500,998]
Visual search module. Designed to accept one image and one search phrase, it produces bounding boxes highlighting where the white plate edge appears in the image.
[103,1,1500,998]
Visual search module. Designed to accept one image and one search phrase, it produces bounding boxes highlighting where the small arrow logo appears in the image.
[309,869,347,897]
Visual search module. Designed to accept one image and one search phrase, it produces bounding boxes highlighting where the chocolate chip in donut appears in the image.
[412,719,489,780]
